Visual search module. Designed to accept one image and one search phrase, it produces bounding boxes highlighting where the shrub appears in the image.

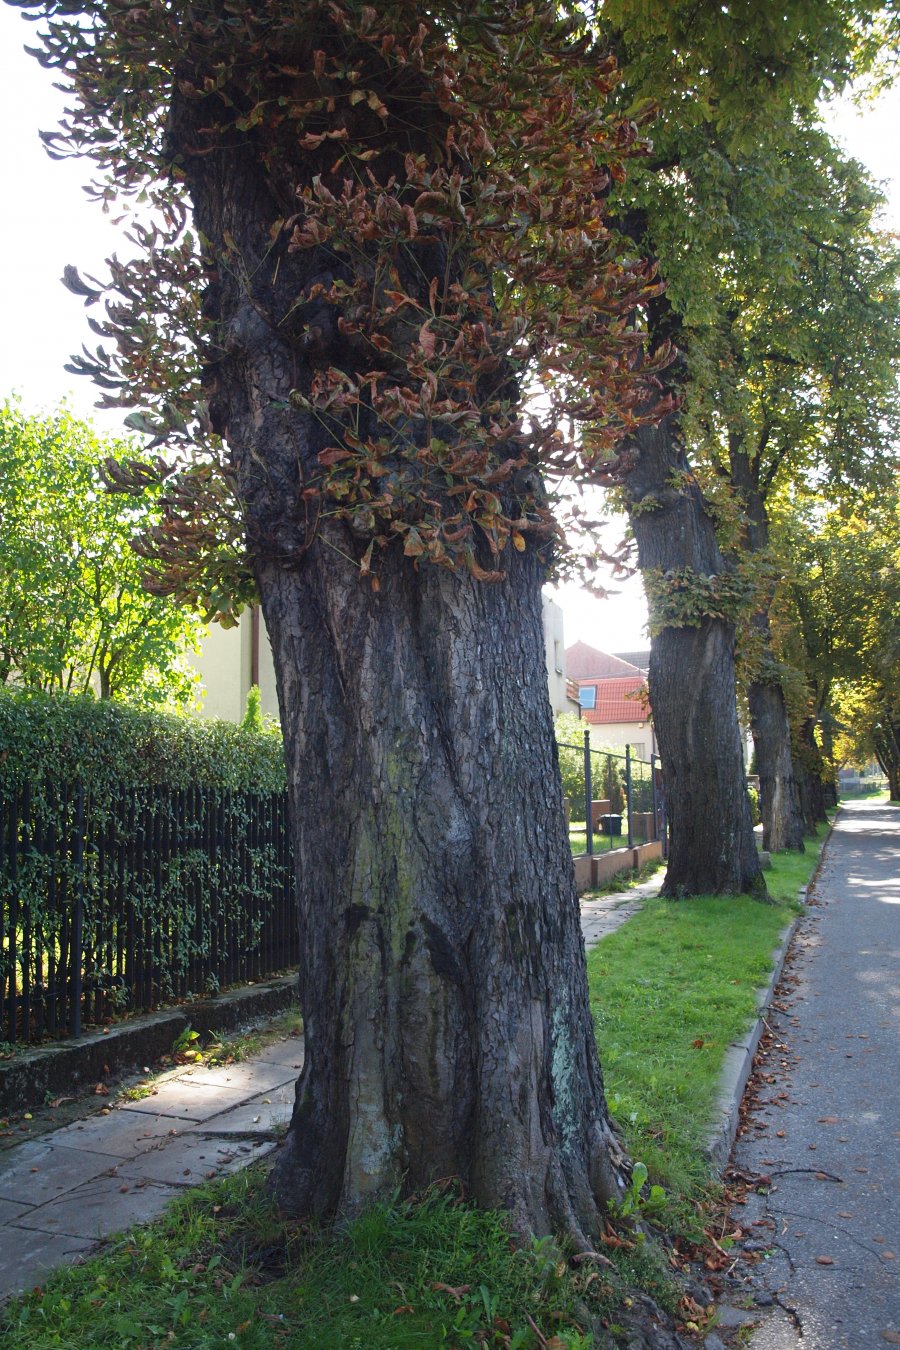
[0,686,285,794]
[746,783,761,825]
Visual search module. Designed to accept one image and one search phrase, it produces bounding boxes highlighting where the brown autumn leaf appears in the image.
[815,1255,835,1265]
[93,1082,110,1096]
[48,1096,74,1109]
[431,1283,471,1302]
[691,1038,705,1049]
[818,1116,840,1124]
[418,321,436,359]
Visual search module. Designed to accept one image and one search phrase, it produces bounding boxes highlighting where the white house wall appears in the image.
[189,609,279,722]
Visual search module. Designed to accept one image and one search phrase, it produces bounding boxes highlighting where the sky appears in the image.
[1,6,898,653]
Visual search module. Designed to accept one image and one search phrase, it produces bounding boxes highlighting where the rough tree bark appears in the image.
[731,461,806,853]
[260,538,624,1237]
[623,416,765,898]
[873,715,900,801]
[795,715,828,834]
[165,17,626,1241]
[747,677,806,850]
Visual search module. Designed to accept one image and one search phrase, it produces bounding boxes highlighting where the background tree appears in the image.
[774,491,900,802]
[9,0,681,1241]
[683,126,900,849]
[0,401,204,706]
[590,1,900,859]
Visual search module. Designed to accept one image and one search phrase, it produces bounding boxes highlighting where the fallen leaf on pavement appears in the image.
[816,1256,835,1265]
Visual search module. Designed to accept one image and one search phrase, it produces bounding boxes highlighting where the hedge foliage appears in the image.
[0,688,291,1042]
[0,686,286,793]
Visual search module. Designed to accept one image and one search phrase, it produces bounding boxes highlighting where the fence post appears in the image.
[583,729,593,856]
[71,781,85,1039]
[625,744,633,848]
[650,753,659,842]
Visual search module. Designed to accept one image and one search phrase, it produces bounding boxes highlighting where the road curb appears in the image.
[0,973,299,1117]
[702,813,838,1172]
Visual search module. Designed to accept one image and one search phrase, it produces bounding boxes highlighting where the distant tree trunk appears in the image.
[733,467,806,853]
[257,536,625,1239]
[748,676,806,851]
[874,714,900,801]
[623,416,765,898]
[795,716,828,833]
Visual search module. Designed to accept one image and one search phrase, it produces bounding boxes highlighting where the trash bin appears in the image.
[599,814,622,837]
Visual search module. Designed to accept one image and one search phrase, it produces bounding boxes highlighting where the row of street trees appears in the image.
[598,2,900,865]
[7,0,898,1242]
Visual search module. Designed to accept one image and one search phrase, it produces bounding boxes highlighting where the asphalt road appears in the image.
[728,798,899,1349]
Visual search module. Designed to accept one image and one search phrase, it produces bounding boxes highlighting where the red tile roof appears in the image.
[580,675,650,724]
[565,641,644,680]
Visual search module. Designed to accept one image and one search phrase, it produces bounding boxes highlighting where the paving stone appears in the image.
[175,1059,294,1093]
[50,1110,187,1158]
[0,1142,114,1206]
[117,1077,251,1122]
[253,1035,305,1070]
[186,1085,293,1137]
[116,1134,273,1187]
[0,1197,31,1223]
[14,1173,179,1240]
[0,1227,95,1302]
[716,1304,757,1328]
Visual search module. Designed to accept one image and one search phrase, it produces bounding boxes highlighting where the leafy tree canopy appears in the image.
[7,0,678,622]
[0,401,205,705]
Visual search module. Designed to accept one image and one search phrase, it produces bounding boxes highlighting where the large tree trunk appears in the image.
[257,537,624,1238]
[748,678,806,851]
[623,417,764,898]
[167,38,627,1237]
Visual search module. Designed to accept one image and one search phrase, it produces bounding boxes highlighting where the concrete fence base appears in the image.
[573,840,663,893]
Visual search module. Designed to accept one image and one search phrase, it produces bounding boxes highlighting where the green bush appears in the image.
[746,783,761,825]
[554,713,588,819]
[599,753,626,815]
[0,686,285,793]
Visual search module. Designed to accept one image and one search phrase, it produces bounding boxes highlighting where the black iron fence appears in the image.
[558,733,665,858]
[1,781,298,1046]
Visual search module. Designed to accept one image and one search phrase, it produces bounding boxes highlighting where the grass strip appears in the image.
[0,1171,678,1349]
[587,823,829,1219]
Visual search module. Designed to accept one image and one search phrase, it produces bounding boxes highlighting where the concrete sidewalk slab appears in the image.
[15,1174,180,1241]
[175,1060,295,1092]
[0,1230,95,1301]
[116,1135,272,1187]
[186,1085,294,1137]
[0,1141,115,1206]
[50,1109,185,1158]
[117,1076,254,1121]
[0,1030,306,1304]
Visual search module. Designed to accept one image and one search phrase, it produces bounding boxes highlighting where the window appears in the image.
[578,685,596,710]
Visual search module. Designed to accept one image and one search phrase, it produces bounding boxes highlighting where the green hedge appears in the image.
[0,687,286,793]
